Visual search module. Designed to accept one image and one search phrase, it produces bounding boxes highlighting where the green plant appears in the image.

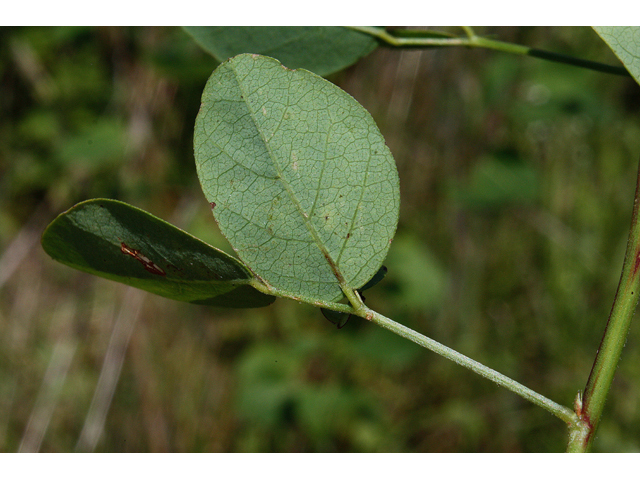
[40,26,640,452]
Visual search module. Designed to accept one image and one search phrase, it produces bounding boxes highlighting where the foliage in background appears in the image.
[1,26,640,452]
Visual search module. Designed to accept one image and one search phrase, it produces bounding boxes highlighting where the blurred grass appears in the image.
[1,26,640,452]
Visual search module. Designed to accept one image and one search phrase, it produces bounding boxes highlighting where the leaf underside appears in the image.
[183,26,378,77]
[41,198,275,308]
[194,54,400,303]
[593,26,640,86]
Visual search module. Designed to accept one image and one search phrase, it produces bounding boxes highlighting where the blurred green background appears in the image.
[1,26,639,452]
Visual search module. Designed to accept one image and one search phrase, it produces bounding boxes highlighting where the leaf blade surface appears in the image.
[593,26,640,85]
[194,54,400,302]
[183,26,378,76]
[42,198,275,308]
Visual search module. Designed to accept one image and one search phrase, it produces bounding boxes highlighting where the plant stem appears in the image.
[249,277,356,314]
[255,275,575,423]
[358,306,576,424]
[349,26,631,77]
[569,156,640,452]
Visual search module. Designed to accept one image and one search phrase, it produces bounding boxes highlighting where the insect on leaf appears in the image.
[41,198,275,308]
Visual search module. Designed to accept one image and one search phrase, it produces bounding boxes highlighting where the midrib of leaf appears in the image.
[230,62,348,290]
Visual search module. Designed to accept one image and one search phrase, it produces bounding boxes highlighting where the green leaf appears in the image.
[593,27,640,86]
[182,26,378,77]
[41,198,275,308]
[194,54,400,303]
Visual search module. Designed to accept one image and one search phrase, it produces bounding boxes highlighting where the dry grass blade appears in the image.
[75,287,145,452]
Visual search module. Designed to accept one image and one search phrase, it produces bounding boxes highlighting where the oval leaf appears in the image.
[41,198,275,308]
[194,54,400,303]
[183,26,378,77]
[593,27,640,86]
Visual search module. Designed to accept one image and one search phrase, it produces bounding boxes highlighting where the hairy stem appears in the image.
[569,156,640,452]
[349,26,630,77]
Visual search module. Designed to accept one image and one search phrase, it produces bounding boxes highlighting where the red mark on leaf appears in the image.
[120,242,166,276]
[210,202,216,209]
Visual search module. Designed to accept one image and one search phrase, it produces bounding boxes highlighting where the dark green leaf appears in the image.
[183,26,378,76]
[321,308,352,329]
[360,265,388,291]
[41,198,275,308]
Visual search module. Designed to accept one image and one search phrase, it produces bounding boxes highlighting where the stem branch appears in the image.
[348,27,630,77]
